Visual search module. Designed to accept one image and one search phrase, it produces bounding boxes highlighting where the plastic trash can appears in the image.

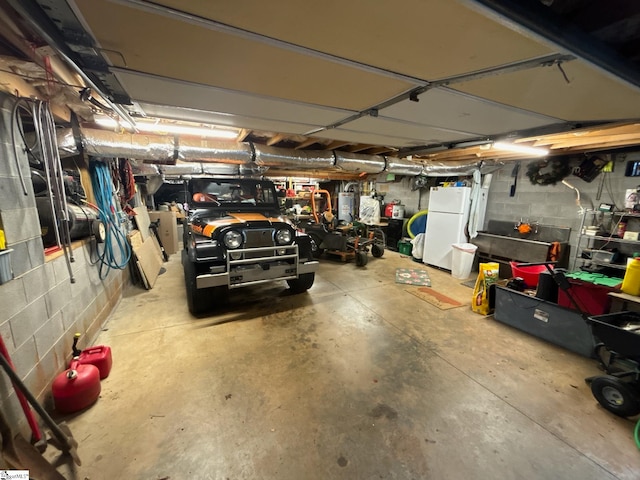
[451,243,477,279]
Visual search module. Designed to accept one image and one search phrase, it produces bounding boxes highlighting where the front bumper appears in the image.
[195,244,319,289]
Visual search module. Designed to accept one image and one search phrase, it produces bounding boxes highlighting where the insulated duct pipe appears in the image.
[384,156,424,176]
[57,127,457,176]
[422,159,505,176]
[57,128,176,162]
[178,137,253,164]
[334,151,386,174]
[253,144,336,169]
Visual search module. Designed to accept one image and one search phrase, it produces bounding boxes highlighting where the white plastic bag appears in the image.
[359,196,381,224]
[411,233,425,259]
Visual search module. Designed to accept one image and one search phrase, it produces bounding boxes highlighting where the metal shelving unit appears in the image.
[572,209,640,271]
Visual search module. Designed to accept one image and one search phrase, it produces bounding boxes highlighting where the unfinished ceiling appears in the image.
[2,0,640,172]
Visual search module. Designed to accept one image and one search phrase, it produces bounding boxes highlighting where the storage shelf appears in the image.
[579,234,640,245]
[572,209,640,270]
[575,258,627,270]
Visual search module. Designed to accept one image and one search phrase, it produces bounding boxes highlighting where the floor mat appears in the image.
[406,287,465,310]
[460,278,477,288]
[395,268,431,287]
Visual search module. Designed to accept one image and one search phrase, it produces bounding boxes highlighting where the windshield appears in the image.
[190,179,276,207]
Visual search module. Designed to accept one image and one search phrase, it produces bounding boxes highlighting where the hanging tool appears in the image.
[0,352,81,466]
[0,334,45,451]
[510,161,521,197]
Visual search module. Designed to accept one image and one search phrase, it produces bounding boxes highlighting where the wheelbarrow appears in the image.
[517,262,640,417]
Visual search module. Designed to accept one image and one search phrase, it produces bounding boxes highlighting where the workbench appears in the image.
[608,291,640,313]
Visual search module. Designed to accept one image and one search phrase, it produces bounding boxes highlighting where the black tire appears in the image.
[590,375,640,417]
[287,272,315,293]
[309,233,324,259]
[371,243,385,258]
[183,250,213,315]
[356,251,368,266]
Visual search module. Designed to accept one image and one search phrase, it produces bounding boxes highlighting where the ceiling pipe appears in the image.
[422,159,505,176]
[384,157,424,176]
[334,151,386,174]
[254,144,335,169]
[58,126,497,177]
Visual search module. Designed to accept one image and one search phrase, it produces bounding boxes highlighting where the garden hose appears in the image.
[89,160,131,279]
[635,417,640,450]
[406,209,428,239]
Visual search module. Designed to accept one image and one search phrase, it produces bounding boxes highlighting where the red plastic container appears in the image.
[76,345,112,379]
[558,279,614,316]
[52,359,101,414]
[510,262,550,288]
[384,203,394,218]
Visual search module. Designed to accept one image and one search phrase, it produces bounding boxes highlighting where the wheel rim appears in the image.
[602,386,625,406]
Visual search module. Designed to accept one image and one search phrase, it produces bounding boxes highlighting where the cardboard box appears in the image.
[148,211,179,255]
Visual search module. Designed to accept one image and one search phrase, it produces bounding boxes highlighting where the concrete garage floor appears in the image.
[48,249,640,480]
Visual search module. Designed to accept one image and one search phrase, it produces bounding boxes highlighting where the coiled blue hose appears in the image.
[89,160,131,279]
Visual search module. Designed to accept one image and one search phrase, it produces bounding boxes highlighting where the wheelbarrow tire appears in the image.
[590,375,640,417]
[356,251,368,266]
[371,244,384,258]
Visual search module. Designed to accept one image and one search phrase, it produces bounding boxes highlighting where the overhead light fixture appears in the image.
[94,117,239,140]
[492,142,548,157]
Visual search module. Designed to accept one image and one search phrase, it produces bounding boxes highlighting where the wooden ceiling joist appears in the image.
[266,133,287,146]
[323,140,352,151]
[294,138,321,149]
[237,128,251,142]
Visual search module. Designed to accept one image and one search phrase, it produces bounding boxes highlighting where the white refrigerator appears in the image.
[422,186,475,270]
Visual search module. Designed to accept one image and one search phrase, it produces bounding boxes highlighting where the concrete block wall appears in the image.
[0,92,127,436]
[485,155,640,257]
[370,155,640,262]
[373,175,426,218]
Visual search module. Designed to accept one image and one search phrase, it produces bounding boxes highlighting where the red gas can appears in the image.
[77,345,112,379]
[52,359,101,414]
[384,203,394,218]
[71,333,112,379]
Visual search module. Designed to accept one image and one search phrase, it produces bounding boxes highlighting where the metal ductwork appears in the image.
[334,151,386,174]
[421,159,505,176]
[57,128,176,162]
[384,156,424,176]
[178,138,253,164]
[57,127,435,177]
[254,144,335,169]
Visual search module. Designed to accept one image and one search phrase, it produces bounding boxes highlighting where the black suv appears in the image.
[182,177,318,314]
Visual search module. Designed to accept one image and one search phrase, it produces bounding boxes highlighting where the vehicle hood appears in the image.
[192,212,289,237]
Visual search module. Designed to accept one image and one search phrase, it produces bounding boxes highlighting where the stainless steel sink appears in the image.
[471,220,571,276]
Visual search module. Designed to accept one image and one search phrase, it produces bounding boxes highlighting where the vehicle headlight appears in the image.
[275,228,292,245]
[223,230,243,249]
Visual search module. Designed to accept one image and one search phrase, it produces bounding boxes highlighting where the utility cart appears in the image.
[497,261,640,417]
[585,311,640,417]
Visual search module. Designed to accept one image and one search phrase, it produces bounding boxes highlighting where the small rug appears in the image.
[406,287,465,310]
[395,268,431,287]
[460,279,477,288]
